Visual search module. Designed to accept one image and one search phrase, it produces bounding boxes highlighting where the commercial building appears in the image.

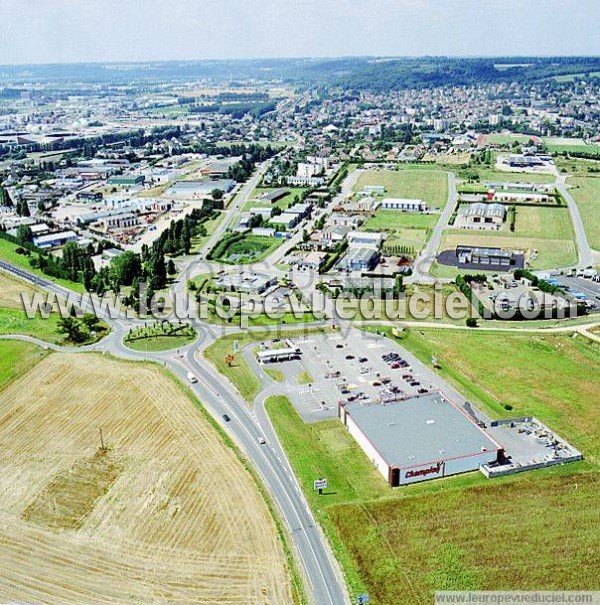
[256,347,302,364]
[339,393,503,486]
[380,198,427,212]
[457,245,514,268]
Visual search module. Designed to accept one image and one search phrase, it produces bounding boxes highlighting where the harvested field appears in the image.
[0,353,292,605]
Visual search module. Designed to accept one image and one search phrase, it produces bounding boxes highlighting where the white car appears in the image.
[257,437,266,445]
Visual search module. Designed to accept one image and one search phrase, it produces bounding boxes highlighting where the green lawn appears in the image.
[213,234,283,264]
[0,239,86,293]
[362,210,438,252]
[466,169,555,185]
[266,328,600,604]
[567,175,600,250]
[354,169,448,209]
[295,370,313,385]
[0,340,47,389]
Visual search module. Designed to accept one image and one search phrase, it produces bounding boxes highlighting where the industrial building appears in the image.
[259,188,289,203]
[455,203,507,230]
[380,198,427,212]
[339,393,503,486]
[336,247,380,271]
[214,271,277,295]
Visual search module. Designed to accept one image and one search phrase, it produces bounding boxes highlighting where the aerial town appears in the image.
[0,18,599,605]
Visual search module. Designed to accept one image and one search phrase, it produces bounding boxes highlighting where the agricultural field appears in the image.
[0,340,48,388]
[266,329,600,604]
[566,175,600,250]
[439,205,577,269]
[353,169,448,209]
[0,352,293,605]
[363,210,437,253]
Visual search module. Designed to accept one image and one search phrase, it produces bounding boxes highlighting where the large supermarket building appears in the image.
[339,392,503,486]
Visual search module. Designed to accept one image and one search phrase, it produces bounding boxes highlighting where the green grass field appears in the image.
[0,271,107,345]
[485,133,539,146]
[467,169,555,185]
[362,210,438,252]
[439,205,577,269]
[266,329,600,604]
[566,175,600,250]
[0,340,47,388]
[354,169,448,209]
[213,234,283,264]
[243,186,308,212]
[0,239,86,293]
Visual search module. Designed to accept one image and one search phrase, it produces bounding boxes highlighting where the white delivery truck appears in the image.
[187,371,198,384]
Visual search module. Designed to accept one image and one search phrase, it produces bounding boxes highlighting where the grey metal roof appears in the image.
[344,393,499,468]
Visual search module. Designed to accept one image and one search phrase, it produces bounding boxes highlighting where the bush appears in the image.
[466,317,478,328]
[503,403,513,411]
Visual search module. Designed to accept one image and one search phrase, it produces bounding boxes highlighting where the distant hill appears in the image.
[2,56,600,89]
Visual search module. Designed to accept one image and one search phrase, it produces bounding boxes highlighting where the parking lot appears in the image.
[554,275,600,312]
[254,328,478,423]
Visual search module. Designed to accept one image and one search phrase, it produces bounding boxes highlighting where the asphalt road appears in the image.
[410,171,457,283]
[555,175,597,269]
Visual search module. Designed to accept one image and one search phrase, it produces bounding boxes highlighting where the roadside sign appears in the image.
[233,340,239,353]
[357,594,370,604]
[313,478,328,492]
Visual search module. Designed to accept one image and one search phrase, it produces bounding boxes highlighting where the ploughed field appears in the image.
[0,350,291,605]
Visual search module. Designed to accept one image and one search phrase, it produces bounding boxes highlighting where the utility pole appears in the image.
[99,428,106,451]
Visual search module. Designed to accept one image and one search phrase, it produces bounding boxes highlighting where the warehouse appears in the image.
[380,198,427,212]
[339,392,503,486]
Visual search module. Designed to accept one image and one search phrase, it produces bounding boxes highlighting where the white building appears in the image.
[339,393,502,487]
[380,198,427,212]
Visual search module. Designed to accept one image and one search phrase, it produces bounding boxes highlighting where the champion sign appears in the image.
[405,461,444,479]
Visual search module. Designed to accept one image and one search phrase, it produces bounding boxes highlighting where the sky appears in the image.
[0,0,599,65]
